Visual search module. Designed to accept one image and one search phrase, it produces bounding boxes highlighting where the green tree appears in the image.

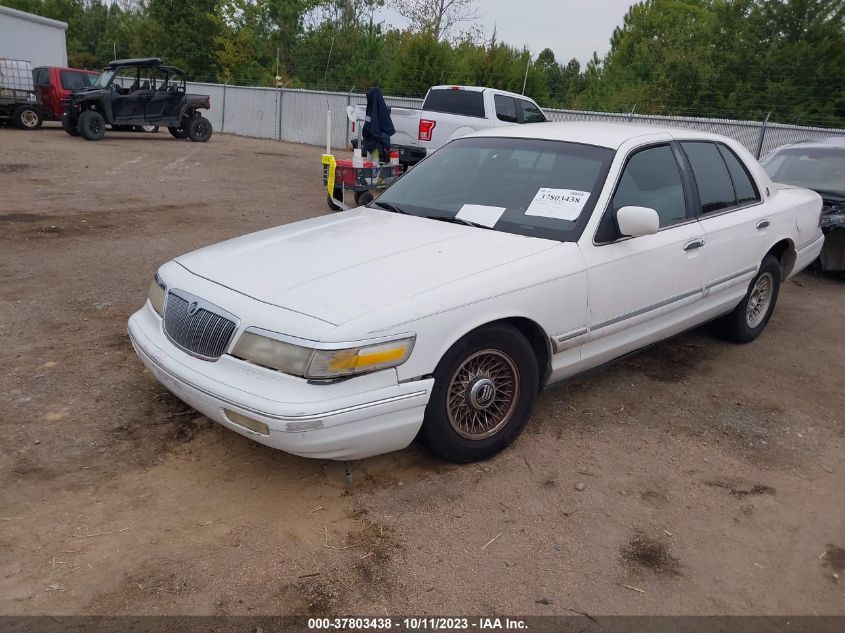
[147,0,221,79]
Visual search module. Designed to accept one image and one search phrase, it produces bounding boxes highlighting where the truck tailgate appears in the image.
[389,107,421,148]
[353,103,421,148]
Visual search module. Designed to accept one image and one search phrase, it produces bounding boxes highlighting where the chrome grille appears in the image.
[163,291,237,360]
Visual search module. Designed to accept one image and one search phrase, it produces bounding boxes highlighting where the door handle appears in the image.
[683,239,705,251]
[756,219,771,230]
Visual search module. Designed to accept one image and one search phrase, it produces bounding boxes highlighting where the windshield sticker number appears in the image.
[525,188,590,221]
[456,204,507,228]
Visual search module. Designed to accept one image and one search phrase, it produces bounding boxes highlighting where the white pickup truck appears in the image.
[352,85,547,165]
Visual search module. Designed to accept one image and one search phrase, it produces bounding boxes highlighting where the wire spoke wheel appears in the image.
[446,349,520,440]
[746,272,773,328]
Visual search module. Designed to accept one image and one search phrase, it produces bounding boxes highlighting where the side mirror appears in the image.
[616,206,659,238]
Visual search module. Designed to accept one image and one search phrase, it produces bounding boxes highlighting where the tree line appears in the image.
[3,0,844,127]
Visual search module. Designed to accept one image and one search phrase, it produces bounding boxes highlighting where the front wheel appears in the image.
[77,109,105,141]
[187,116,212,142]
[716,254,782,343]
[13,105,42,130]
[420,324,539,463]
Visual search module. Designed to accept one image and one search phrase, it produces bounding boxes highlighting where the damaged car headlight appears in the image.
[232,329,415,380]
[148,274,166,316]
[231,331,313,376]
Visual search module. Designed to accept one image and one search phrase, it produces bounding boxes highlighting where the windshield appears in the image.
[373,137,614,241]
[91,69,115,88]
[761,146,845,200]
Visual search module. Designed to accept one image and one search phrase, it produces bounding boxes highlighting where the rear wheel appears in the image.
[716,254,782,343]
[61,112,80,136]
[77,110,105,141]
[168,125,189,139]
[187,116,212,142]
[354,190,374,206]
[420,324,538,463]
[13,105,42,130]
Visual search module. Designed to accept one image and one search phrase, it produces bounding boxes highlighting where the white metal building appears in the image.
[0,5,68,68]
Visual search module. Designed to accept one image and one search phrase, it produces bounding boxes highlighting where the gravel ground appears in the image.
[1,125,843,617]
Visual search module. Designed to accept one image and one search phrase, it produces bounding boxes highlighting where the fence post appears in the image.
[628,104,637,122]
[279,86,285,141]
[221,79,229,133]
[345,86,355,147]
[755,111,771,159]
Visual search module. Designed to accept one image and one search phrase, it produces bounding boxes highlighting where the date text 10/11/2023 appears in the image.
[307,617,528,630]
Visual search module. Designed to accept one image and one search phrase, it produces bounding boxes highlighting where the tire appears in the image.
[77,109,105,141]
[354,190,374,206]
[716,254,782,343]
[168,126,189,139]
[327,192,342,211]
[187,116,212,142]
[13,104,42,130]
[136,125,159,133]
[61,112,80,136]
[420,324,539,463]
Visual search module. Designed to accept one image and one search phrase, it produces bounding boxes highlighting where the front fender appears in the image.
[79,98,112,122]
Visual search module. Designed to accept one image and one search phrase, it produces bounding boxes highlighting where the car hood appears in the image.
[175,208,559,325]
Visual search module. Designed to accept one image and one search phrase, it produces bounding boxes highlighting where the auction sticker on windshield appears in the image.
[525,188,589,221]
[456,204,507,227]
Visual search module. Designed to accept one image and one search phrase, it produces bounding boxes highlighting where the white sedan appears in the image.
[128,122,824,463]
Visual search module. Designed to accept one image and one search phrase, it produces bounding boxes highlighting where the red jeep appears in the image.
[32,66,99,121]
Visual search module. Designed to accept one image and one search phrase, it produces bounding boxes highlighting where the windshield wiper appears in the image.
[424,215,495,230]
[371,200,410,214]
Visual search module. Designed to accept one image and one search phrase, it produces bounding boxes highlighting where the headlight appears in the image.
[307,338,415,379]
[230,331,313,376]
[231,329,415,380]
[148,274,166,316]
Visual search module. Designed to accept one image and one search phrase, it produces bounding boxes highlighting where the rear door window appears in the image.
[33,68,49,86]
[717,144,760,205]
[682,141,737,214]
[423,89,485,118]
[494,94,517,123]
[518,99,546,123]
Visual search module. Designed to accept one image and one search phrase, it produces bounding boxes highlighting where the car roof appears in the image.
[34,65,99,74]
[106,57,162,68]
[428,85,540,104]
[467,120,735,150]
[769,136,845,153]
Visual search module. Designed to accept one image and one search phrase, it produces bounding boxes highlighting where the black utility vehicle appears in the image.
[62,58,213,142]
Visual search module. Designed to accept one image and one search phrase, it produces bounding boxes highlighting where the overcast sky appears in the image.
[376,0,638,66]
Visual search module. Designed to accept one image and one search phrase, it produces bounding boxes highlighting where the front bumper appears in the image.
[128,304,433,460]
[350,140,426,165]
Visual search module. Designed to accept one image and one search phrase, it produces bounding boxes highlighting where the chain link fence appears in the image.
[185,81,845,158]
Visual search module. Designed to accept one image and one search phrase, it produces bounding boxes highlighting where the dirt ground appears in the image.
[1,125,843,617]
